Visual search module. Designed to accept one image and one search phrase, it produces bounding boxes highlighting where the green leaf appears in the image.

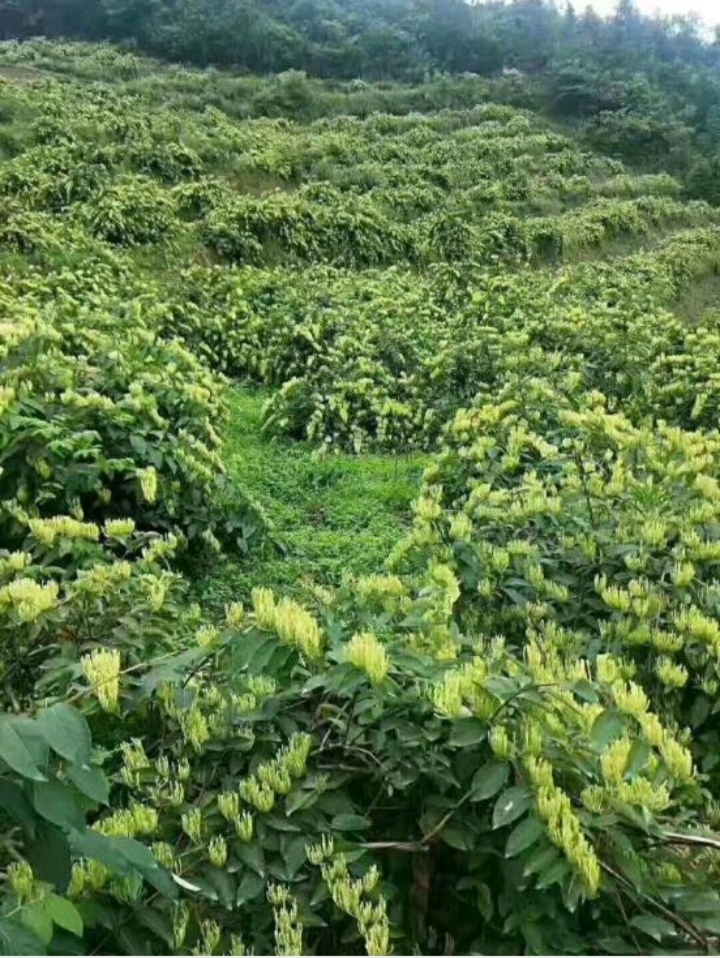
[0,918,47,955]
[20,903,53,946]
[236,840,265,877]
[689,694,711,729]
[625,740,650,779]
[492,786,531,829]
[69,831,176,897]
[448,718,487,747]
[203,867,235,908]
[236,871,265,906]
[470,762,509,802]
[110,837,177,897]
[672,890,720,915]
[0,781,36,833]
[572,678,600,703]
[535,857,570,890]
[330,814,371,831]
[32,781,85,830]
[135,908,172,948]
[37,705,91,767]
[441,825,475,850]
[46,896,83,937]
[523,842,559,877]
[0,719,47,781]
[8,719,49,771]
[591,710,625,749]
[26,823,71,891]
[285,788,317,816]
[282,836,308,879]
[506,815,544,857]
[66,764,109,804]
[630,915,677,941]
[138,648,207,695]
[476,882,493,922]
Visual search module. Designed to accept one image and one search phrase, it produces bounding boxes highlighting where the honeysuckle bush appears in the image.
[78,176,179,247]
[5,39,720,958]
[0,284,266,555]
[246,226,720,452]
[200,189,417,269]
[390,374,720,787]
[0,507,193,706]
[4,533,720,954]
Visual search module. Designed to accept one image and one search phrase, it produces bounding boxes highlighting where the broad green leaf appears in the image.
[689,694,711,729]
[441,825,475,850]
[572,679,600,703]
[37,705,91,766]
[630,915,677,941]
[624,739,650,779]
[0,720,47,781]
[203,867,235,908]
[0,918,47,955]
[236,871,265,906]
[535,857,570,890]
[46,896,83,937]
[591,710,625,749]
[138,648,207,695]
[671,889,720,915]
[284,787,317,816]
[448,718,487,747]
[519,920,547,954]
[523,842,559,877]
[69,831,176,897]
[26,823,71,891]
[110,837,177,897]
[476,882,493,922]
[20,903,53,946]
[330,814,371,831]
[135,908,172,948]
[32,781,85,830]
[236,840,265,877]
[470,761,509,802]
[492,786,531,829]
[506,814,544,857]
[282,835,308,879]
[0,781,36,833]
[66,764,109,804]
[8,719,49,771]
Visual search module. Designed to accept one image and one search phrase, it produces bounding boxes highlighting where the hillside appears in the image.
[2,38,720,957]
[2,0,720,204]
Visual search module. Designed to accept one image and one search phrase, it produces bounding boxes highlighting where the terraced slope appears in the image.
[6,43,720,958]
[1,41,719,587]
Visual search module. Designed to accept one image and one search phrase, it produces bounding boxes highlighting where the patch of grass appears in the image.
[195,385,429,610]
[671,271,720,324]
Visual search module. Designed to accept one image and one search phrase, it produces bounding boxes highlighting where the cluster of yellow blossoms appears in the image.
[526,757,601,896]
[307,837,392,956]
[238,732,312,813]
[80,647,121,711]
[345,632,389,684]
[252,588,323,659]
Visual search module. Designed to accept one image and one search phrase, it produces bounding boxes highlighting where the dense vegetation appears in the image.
[3,10,720,957]
[3,0,720,199]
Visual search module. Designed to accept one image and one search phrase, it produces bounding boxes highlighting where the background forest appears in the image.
[1,0,719,198]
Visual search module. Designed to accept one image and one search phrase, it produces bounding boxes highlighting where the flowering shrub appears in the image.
[392,376,720,787]
[3,530,720,954]
[0,284,265,554]
[1,40,720,958]
[201,188,415,268]
[79,176,178,246]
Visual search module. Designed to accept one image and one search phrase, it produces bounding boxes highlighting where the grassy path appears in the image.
[196,386,429,609]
